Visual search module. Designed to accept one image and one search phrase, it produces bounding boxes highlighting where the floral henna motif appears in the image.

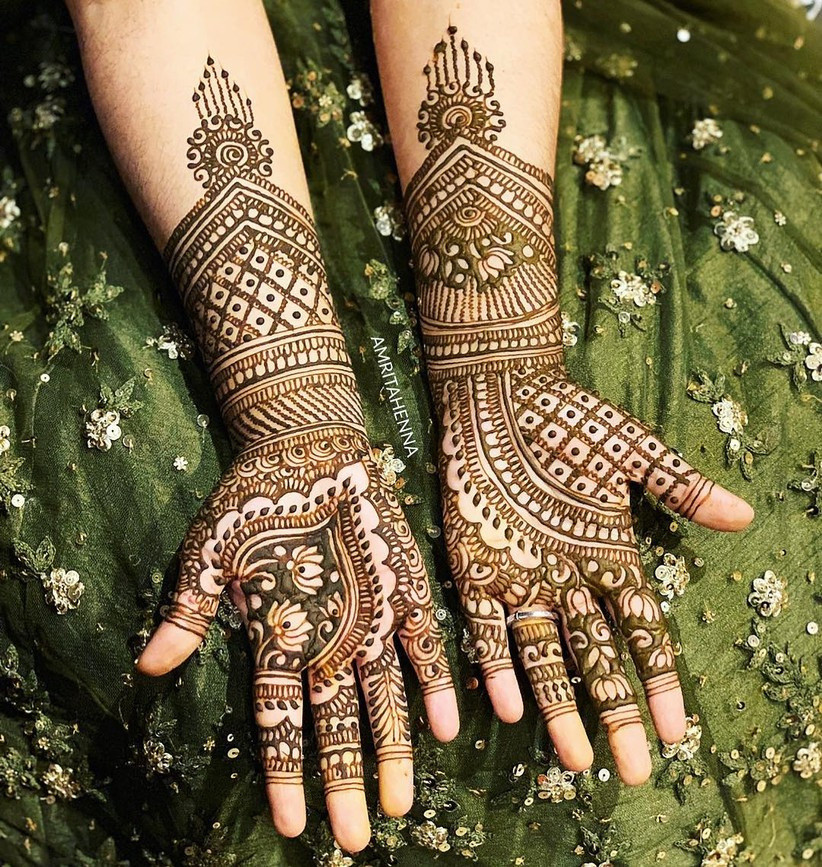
[405,30,713,747]
[156,61,453,812]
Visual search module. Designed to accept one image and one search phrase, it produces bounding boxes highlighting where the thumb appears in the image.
[137,527,224,675]
[622,429,754,531]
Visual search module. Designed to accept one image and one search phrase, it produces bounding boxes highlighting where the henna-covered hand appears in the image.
[404,28,753,784]
[137,59,457,852]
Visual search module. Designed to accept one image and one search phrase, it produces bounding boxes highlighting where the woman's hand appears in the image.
[435,365,752,783]
[138,427,458,850]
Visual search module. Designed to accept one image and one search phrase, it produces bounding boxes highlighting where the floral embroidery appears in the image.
[561,311,580,346]
[290,64,345,127]
[769,325,821,389]
[372,445,406,489]
[42,567,85,614]
[143,737,174,776]
[747,570,787,618]
[654,553,691,602]
[658,715,707,802]
[41,762,81,800]
[44,247,124,360]
[173,456,188,471]
[713,211,759,253]
[687,370,772,479]
[145,323,194,360]
[83,379,142,452]
[690,118,723,150]
[0,425,10,455]
[85,409,122,451]
[346,110,384,151]
[13,538,84,614]
[793,742,821,780]
[721,742,787,792]
[587,253,667,336]
[346,73,374,107]
[0,168,23,257]
[678,816,751,866]
[373,203,406,240]
[573,134,637,190]
[788,451,821,516]
[535,766,578,802]
[610,270,657,308]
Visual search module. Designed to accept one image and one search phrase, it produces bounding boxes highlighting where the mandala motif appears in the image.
[186,57,274,189]
[417,26,505,150]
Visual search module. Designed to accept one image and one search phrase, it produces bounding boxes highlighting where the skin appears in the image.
[371,0,754,785]
[65,0,459,852]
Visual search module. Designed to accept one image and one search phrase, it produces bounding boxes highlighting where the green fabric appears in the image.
[0,1,819,864]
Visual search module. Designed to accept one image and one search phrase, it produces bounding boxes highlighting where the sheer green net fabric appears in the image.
[0,1,819,864]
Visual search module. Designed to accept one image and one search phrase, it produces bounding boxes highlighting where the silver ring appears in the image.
[506,609,559,627]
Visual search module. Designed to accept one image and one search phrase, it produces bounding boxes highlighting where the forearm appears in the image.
[67,0,364,450]
[372,0,565,376]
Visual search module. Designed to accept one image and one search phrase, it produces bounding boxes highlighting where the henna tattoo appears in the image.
[161,61,453,812]
[166,57,363,450]
[406,27,562,376]
[405,30,714,744]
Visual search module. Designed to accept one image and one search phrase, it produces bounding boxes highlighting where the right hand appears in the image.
[137,426,458,852]
[434,363,753,784]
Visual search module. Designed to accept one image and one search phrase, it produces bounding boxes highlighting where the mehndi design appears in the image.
[140,59,455,841]
[405,28,751,780]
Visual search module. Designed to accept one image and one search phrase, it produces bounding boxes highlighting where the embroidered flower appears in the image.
[748,570,787,617]
[572,134,629,190]
[561,311,580,347]
[0,196,20,231]
[662,715,702,761]
[143,738,173,775]
[804,342,822,382]
[713,211,759,253]
[346,73,374,106]
[37,62,74,92]
[373,203,405,240]
[690,118,723,150]
[43,567,84,614]
[711,397,747,436]
[32,96,65,131]
[372,445,406,487]
[536,766,577,802]
[145,324,194,360]
[610,270,657,307]
[793,742,821,779]
[411,821,451,852]
[654,553,690,600]
[41,763,80,800]
[85,408,122,451]
[346,111,383,151]
[173,456,188,471]
[702,833,746,866]
[0,425,10,455]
